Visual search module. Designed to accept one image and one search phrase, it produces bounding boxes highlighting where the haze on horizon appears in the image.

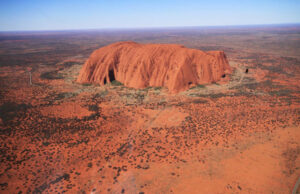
[0,0,300,31]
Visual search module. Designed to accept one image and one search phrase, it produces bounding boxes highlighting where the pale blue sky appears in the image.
[0,0,299,31]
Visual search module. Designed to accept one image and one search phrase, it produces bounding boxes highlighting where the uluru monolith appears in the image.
[77,41,231,93]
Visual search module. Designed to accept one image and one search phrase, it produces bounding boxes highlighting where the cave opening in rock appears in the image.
[108,69,116,82]
[222,74,226,78]
[104,77,107,84]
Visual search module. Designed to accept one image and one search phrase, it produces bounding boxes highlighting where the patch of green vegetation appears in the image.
[82,83,92,86]
[196,84,206,88]
[188,92,228,99]
[189,84,206,90]
[55,92,77,100]
[40,70,63,80]
[153,86,162,90]
[209,93,229,98]
[110,80,123,86]
[269,89,292,97]
[136,93,145,103]
[138,86,162,92]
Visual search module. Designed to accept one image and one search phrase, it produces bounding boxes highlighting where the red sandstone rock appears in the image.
[77,41,231,93]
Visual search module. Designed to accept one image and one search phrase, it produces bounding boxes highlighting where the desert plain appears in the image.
[0,25,299,193]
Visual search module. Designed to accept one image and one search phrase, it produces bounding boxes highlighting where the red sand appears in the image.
[39,102,92,119]
[1,31,300,193]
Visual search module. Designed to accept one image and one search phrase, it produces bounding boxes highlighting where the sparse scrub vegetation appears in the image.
[192,99,208,104]
[193,84,206,89]
[269,89,292,97]
[153,86,162,90]
[88,104,99,112]
[0,24,299,194]
[110,80,123,86]
[0,102,31,124]
[61,61,78,67]
[40,70,63,80]
[93,90,108,98]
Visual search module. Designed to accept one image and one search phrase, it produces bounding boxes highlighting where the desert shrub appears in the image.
[188,92,228,98]
[42,142,51,146]
[61,61,78,67]
[88,104,99,112]
[136,93,145,102]
[110,80,123,86]
[193,99,208,104]
[0,102,30,123]
[209,93,228,98]
[82,112,100,121]
[269,89,292,97]
[153,86,162,90]
[190,84,206,90]
[54,92,77,100]
[195,84,206,88]
[140,87,152,92]
[188,93,202,97]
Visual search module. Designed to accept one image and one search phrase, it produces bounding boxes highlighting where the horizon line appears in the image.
[0,22,300,33]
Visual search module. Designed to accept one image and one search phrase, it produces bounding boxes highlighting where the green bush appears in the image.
[153,86,162,90]
[190,84,206,90]
[82,83,92,86]
[110,80,123,86]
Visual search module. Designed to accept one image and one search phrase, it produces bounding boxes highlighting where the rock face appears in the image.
[77,41,231,93]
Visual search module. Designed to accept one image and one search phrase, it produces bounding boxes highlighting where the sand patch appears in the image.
[143,107,188,128]
[40,101,92,119]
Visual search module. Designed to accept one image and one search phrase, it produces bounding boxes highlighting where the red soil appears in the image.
[77,42,231,93]
[1,28,300,193]
[39,102,92,119]
[0,57,299,194]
